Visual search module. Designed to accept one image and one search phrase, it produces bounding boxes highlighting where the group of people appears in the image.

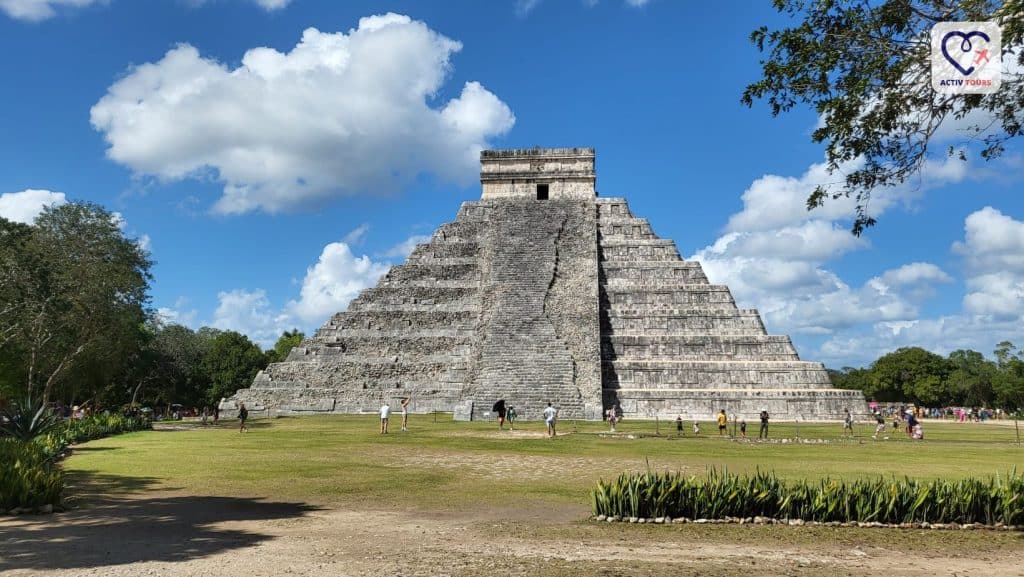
[872,409,924,439]
[378,398,411,434]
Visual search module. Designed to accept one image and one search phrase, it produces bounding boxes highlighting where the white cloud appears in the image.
[287,240,391,323]
[624,0,649,6]
[690,150,977,353]
[157,297,198,328]
[0,0,99,21]
[90,14,515,215]
[250,0,289,9]
[382,234,431,259]
[953,207,1024,318]
[342,223,370,245]
[0,189,67,223]
[211,288,294,348]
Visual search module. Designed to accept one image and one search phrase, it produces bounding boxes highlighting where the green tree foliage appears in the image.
[830,343,1024,409]
[869,347,952,404]
[266,329,305,364]
[992,341,1024,410]
[0,204,152,403]
[201,331,267,405]
[743,0,1023,235]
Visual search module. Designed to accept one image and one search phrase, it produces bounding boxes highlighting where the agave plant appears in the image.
[0,397,62,442]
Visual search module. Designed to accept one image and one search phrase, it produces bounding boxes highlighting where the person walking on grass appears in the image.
[692,420,701,435]
[379,401,391,434]
[717,409,728,436]
[607,407,618,432]
[739,418,747,438]
[543,402,558,437]
[758,410,769,439]
[400,397,410,432]
[843,409,854,437]
[493,399,507,430]
[675,415,684,436]
[507,405,517,430]
[872,412,886,439]
[237,402,248,433]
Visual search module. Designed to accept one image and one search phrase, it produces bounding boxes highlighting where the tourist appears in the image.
[238,402,248,433]
[493,399,507,430]
[675,415,683,436]
[912,423,924,440]
[758,410,769,439]
[507,405,517,430]
[872,412,886,439]
[692,420,701,435]
[201,406,209,426]
[607,407,618,432]
[380,401,391,434]
[843,409,854,437]
[400,397,410,432]
[905,410,917,439]
[543,402,558,437]
[739,418,747,438]
[717,409,728,436]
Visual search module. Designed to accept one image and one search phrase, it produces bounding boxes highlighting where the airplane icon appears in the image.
[974,49,990,65]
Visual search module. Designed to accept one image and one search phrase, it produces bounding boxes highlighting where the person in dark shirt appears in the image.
[238,403,249,433]
[493,399,507,430]
[758,410,769,439]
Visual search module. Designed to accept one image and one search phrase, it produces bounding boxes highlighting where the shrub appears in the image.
[592,468,1024,526]
[0,398,62,441]
[0,439,63,511]
[0,413,150,513]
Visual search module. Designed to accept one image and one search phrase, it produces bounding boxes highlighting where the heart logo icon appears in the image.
[941,30,990,76]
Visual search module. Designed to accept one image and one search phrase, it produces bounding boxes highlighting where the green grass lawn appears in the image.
[64,415,1024,514]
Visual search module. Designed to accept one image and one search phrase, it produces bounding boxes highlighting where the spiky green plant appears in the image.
[591,468,1024,526]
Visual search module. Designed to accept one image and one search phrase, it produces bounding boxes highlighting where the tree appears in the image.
[201,331,267,405]
[946,348,997,405]
[743,0,1023,235]
[266,329,305,364]
[992,341,1024,410]
[869,347,952,404]
[0,204,152,403]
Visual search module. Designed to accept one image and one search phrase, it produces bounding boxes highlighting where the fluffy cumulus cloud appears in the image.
[810,209,1024,365]
[211,289,295,347]
[0,189,67,223]
[90,14,515,214]
[954,207,1024,318]
[689,151,983,365]
[286,240,392,323]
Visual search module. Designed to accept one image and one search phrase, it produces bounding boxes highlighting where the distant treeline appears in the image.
[828,345,1024,410]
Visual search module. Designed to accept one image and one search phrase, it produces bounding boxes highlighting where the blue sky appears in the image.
[1,0,1021,368]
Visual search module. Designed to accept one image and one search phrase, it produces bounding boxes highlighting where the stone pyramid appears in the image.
[226,148,866,421]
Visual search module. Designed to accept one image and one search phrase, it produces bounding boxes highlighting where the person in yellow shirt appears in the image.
[717,409,728,436]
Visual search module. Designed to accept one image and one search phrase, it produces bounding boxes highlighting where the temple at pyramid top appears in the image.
[480,147,596,200]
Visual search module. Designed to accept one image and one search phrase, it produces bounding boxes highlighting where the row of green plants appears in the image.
[592,468,1024,526]
[1,400,151,513]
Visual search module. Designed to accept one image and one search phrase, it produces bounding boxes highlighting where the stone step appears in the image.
[323,310,478,331]
[349,286,479,308]
[602,335,799,361]
[603,286,736,307]
[383,262,481,283]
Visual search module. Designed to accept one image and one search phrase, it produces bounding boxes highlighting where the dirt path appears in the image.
[2,489,1022,577]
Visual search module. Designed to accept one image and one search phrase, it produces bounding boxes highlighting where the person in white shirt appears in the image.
[380,402,391,434]
[543,403,558,437]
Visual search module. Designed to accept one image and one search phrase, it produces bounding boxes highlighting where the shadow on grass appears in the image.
[0,472,318,572]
